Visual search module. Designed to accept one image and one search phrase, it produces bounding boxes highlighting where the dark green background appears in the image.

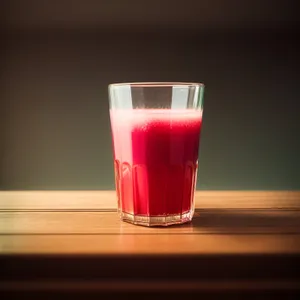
[1,0,299,190]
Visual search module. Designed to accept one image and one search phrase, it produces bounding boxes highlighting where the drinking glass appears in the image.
[109,82,204,226]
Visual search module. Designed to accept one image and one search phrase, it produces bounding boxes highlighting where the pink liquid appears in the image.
[110,109,202,218]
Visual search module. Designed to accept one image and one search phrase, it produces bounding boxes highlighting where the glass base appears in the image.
[120,210,194,227]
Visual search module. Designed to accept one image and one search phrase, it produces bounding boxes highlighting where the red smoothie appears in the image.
[110,109,202,219]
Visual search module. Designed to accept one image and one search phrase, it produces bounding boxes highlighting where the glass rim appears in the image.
[109,82,205,88]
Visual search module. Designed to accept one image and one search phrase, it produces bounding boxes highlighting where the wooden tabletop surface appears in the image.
[1,191,300,297]
[1,191,300,255]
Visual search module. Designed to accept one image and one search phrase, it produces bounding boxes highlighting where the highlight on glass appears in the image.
[108,82,205,226]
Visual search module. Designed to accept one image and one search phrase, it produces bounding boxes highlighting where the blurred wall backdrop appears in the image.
[0,0,299,190]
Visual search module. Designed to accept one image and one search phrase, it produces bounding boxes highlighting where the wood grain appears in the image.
[1,210,300,254]
[0,191,300,255]
[1,190,300,210]
[1,210,300,235]
[1,233,300,255]
[1,191,300,296]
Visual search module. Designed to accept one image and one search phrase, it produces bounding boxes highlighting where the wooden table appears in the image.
[1,191,300,299]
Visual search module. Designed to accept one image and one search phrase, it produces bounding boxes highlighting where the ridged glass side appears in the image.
[114,160,198,226]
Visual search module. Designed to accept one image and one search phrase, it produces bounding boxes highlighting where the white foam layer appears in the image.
[110,109,202,126]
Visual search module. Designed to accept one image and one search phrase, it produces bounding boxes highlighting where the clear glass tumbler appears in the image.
[108,82,204,226]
